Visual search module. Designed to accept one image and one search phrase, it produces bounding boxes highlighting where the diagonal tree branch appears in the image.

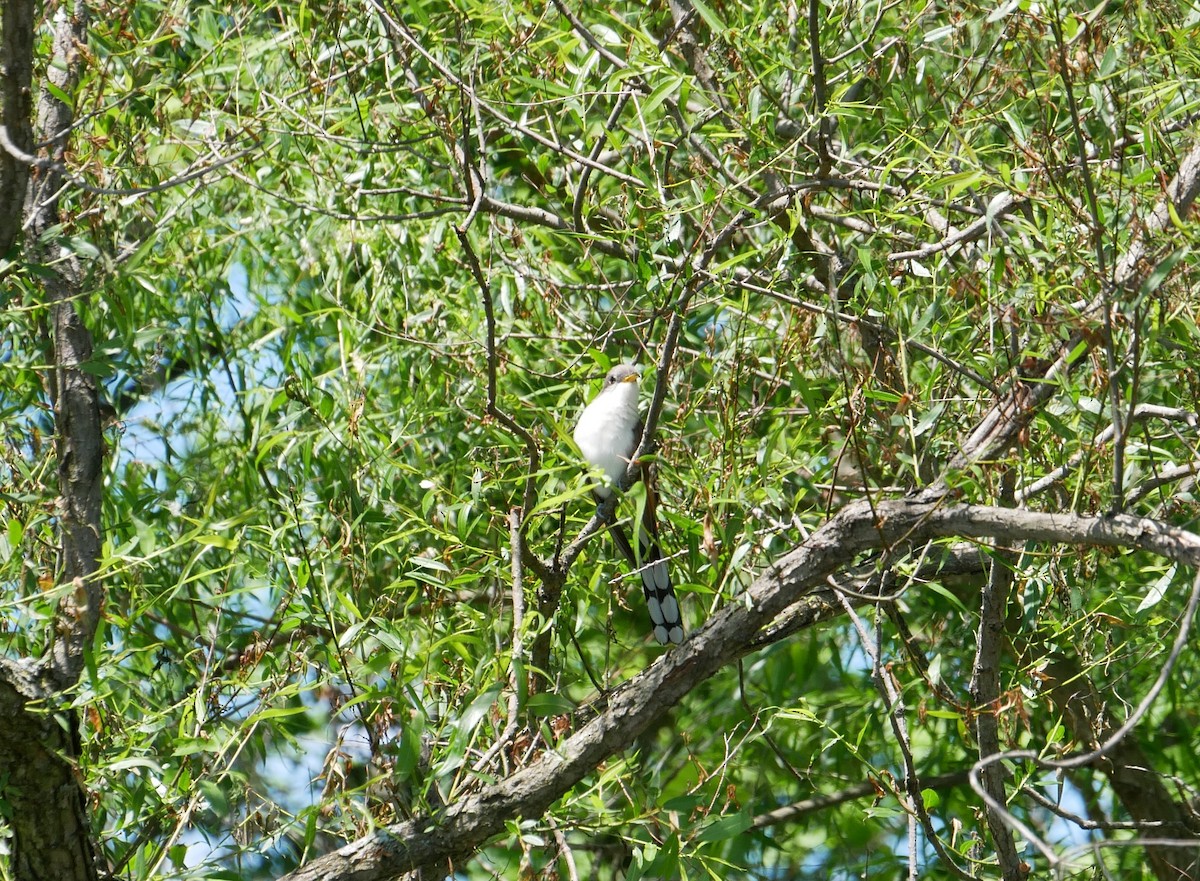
[277,499,1200,880]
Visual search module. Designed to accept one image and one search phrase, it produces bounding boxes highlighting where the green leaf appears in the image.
[45,81,73,108]
[251,705,310,723]
[457,685,503,735]
[5,518,21,555]
[193,533,239,550]
[694,810,752,842]
[690,0,726,34]
[198,780,230,816]
[662,794,704,813]
[640,74,683,117]
[1137,563,1176,613]
[525,692,574,717]
[1139,247,1188,297]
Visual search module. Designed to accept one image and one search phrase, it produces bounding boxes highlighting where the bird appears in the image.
[573,363,684,645]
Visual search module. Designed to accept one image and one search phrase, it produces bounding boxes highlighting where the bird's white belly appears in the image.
[574,408,637,493]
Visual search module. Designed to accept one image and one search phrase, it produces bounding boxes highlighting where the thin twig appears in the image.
[1021,785,1168,831]
[454,231,540,523]
[1050,5,1124,507]
[834,587,972,879]
[753,770,971,828]
[471,509,527,774]
[968,569,1200,870]
[1125,460,1200,507]
[737,661,806,785]
[549,815,581,881]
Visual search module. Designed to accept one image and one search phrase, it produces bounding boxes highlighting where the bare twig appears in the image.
[572,91,634,235]
[1021,785,1168,832]
[667,0,726,111]
[1125,460,1200,507]
[548,0,625,69]
[1050,8,1125,508]
[835,588,971,879]
[471,509,527,774]
[549,815,581,881]
[752,769,971,828]
[480,194,637,262]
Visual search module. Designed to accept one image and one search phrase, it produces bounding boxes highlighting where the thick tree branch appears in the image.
[278,499,1200,880]
[0,662,99,881]
[807,0,832,175]
[34,1,103,693]
[0,5,104,881]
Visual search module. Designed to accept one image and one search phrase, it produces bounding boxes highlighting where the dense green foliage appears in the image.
[4,0,1200,878]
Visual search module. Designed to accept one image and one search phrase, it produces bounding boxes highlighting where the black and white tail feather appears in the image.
[600,484,684,645]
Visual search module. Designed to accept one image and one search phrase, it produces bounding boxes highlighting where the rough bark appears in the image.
[0,0,34,252]
[0,3,103,881]
[0,663,99,881]
[44,282,105,690]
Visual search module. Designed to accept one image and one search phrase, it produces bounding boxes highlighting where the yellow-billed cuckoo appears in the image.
[574,364,684,645]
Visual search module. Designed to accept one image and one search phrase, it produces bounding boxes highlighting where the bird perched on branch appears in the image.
[574,363,684,645]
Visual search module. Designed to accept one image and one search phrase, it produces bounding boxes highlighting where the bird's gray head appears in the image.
[602,363,642,389]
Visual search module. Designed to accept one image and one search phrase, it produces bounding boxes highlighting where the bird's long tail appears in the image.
[609,513,684,646]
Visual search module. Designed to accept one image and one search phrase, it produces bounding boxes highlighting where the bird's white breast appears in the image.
[574,381,640,495]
